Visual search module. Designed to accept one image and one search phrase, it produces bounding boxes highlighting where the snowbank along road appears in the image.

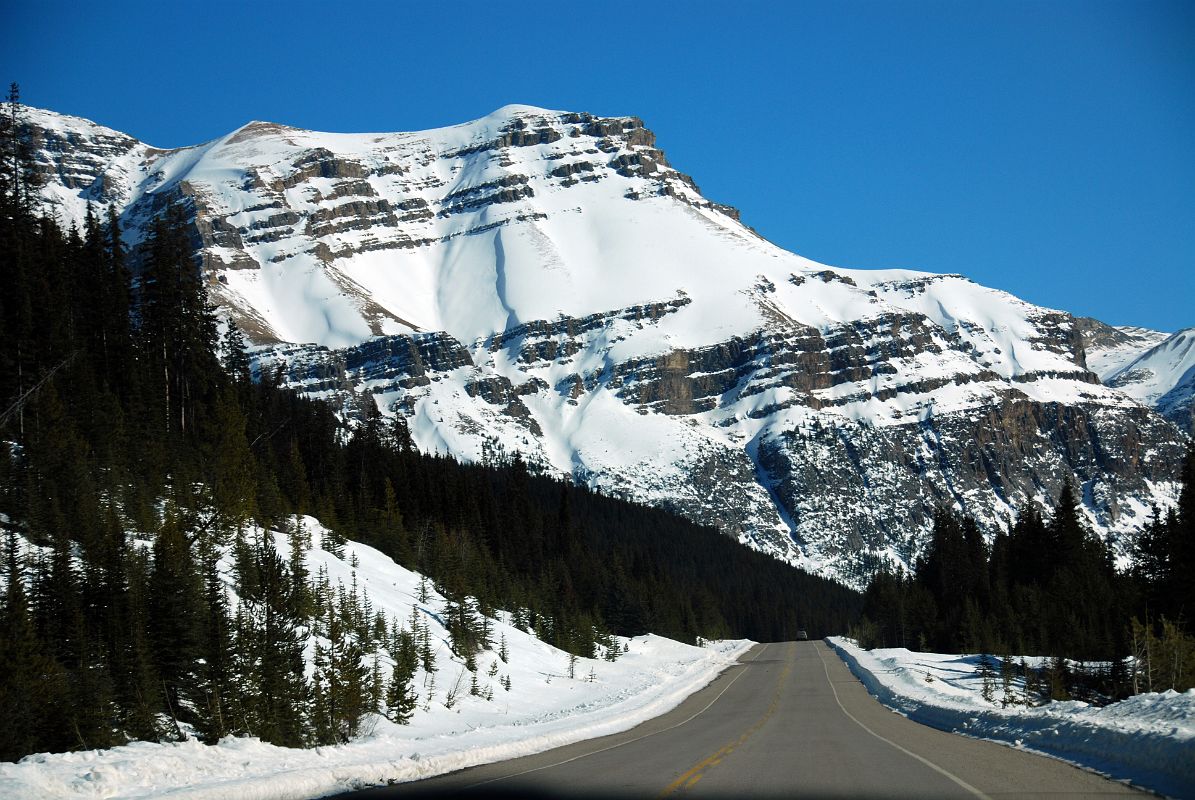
[335,641,1146,798]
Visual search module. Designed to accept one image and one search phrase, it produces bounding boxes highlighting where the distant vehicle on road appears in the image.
[797,630,808,640]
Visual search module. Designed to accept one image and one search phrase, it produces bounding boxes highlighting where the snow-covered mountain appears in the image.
[1076,318,1195,434]
[24,105,1191,584]
[1073,319,1171,380]
[1105,331,1195,434]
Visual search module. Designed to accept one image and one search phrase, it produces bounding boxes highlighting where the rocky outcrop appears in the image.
[248,290,1188,586]
[760,399,1182,581]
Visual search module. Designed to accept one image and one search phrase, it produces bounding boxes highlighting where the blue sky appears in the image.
[4,0,1192,331]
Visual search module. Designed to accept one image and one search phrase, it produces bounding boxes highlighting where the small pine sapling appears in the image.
[386,659,418,724]
[444,670,466,709]
[370,653,385,712]
[978,654,996,704]
[422,671,436,711]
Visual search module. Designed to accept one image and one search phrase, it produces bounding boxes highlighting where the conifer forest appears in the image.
[855,460,1195,700]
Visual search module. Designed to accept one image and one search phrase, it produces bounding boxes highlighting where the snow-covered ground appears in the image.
[0,520,751,800]
[827,637,1195,798]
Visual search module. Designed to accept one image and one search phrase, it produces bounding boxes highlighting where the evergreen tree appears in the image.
[386,627,419,725]
[442,591,487,659]
[313,601,370,744]
[0,83,44,214]
[93,505,162,741]
[1000,654,1016,707]
[1048,655,1071,701]
[137,207,222,442]
[203,384,257,531]
[221,321,252,385]
[98,205,135,396]
[0,532,68,759]
[237,532,310,746]
[147,505,204,736]
[196,535,238,743]
[1171,446,1195,623]
[286,518,315,620]
[977,654,996,704]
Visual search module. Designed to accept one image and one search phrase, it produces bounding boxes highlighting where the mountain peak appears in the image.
[485,103,563,119]
[20,104,1191,584]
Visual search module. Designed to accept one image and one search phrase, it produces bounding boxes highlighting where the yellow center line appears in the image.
[658,642,795,797]
[461,642,767,791]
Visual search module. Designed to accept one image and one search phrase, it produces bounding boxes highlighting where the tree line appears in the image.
[855,452,1195,700]
[0,88,861,761]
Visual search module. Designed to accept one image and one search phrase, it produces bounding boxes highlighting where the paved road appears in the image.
[340,641,1147,799]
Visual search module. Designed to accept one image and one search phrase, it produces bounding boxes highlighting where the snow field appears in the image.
[1107,328,1195,410]
[827,637,1195,798]
[0,518,751,800]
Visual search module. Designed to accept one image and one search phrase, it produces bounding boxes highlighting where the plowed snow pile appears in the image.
[828,637,1195,797]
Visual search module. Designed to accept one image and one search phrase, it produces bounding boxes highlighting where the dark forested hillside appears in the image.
[0,90,859,761]
[856,453,1195,699]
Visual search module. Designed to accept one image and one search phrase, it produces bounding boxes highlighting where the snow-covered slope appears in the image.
[1073,318,1171,380]
[24,106,1191,584]
[0,517,749,800]
[1076,318,1195,434]
[1105,329,1195,433]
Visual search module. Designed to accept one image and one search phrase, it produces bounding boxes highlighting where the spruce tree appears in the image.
[239,533,310,747]
[1,83,44,214]
[977,654,996,704]
[137,207,222,442]
[196,535,238,743]
[386,672,418,725]
[1173,446,1195,623]
[386,627,419,724]
[99,205,135,396]
[220,321,252,385]
[0,532,68,759]
[1000,654,1016,707]
[313,601,370,743]
[116,532,165,741]
[147,505,204,736]
[286,518,314,620]
[204,384,257,531]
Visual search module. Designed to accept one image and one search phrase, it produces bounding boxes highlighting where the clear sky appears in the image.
[4,0,1192,331]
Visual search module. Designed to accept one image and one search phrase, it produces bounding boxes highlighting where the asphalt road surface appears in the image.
[338,641,1148,799]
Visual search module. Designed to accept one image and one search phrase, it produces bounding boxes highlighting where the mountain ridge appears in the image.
[22,104,1191,584]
